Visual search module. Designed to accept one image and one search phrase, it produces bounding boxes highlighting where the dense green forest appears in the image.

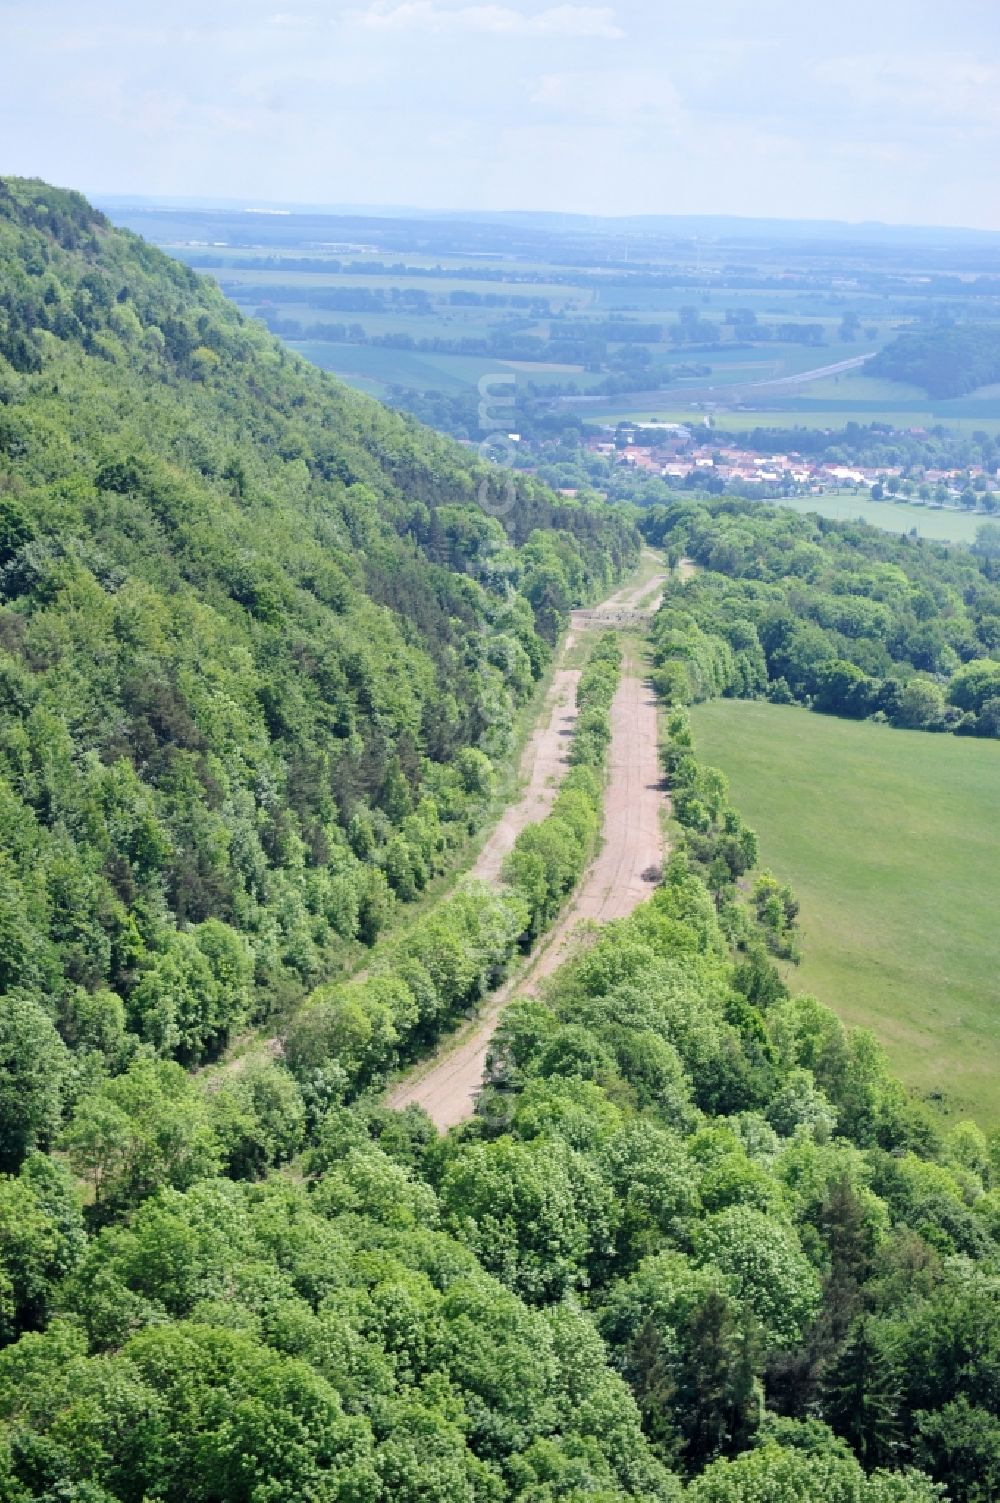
[868,325,1000,400]
[643,499,1000,736]
[281,630,622,1105]
[0,175,638,1064]
[4,714,997,1502]
[2,182,998,1503]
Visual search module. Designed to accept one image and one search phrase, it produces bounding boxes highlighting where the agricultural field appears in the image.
[102,202,1000,467]
[585,391,1000,431]
[288,339,606,398]
[590,402,1000,434]
[754,492,989,543]
[564,360,1000,430]
[215,265,586,305]
[690,699,1000,1127]
[288,340,511,394]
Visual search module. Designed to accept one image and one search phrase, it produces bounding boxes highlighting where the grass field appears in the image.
[263,305,504,339]
[213,266,587,305]
[689,700,1000,1127]
[198,250,1000,432]
[289,339,608,397]
[586,402,1000,435]
[761,493,991,544]
[289,341,548,393]
[580,363,1000,433]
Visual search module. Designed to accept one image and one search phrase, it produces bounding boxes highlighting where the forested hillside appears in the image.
[644,499,1000,736]
[1,183,998,1503]
[0,175,637,1072]
[4,728,997,1503]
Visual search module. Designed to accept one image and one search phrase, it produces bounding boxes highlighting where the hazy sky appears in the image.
[2,0,999,228]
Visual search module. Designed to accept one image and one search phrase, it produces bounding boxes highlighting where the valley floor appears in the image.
[386,558,670,1127]
[691,699,1000,1128]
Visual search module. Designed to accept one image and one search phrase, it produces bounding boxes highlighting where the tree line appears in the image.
[643,499,1000,737]
[868,324,1000,399]
[7,700,994,1502]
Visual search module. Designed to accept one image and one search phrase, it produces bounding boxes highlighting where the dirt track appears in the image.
[386,558,669,1129]
[472,667,580,885]
[517,647,665,987]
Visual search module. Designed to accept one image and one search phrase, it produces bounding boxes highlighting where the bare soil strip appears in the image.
[518,648,666,988]
[386,561,669,1129]
[472,667,581,885]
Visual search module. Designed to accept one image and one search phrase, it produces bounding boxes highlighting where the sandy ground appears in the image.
[472,667,581,885]
[475,559,667,881]
[517,649,666,988]
[386,561,669,1129]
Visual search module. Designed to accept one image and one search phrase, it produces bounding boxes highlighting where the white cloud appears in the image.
[530,68,682,124]
[3,0,999,228]
[813,52,1000,130]
[347,2,623,39]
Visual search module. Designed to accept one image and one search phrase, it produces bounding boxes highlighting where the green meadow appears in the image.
[690,700,1000,1127]
[213,265,586,305]
[585,400,1000,432]
[288,339,605,397]
[582,364,1000,432]
[288,341,506,393]
[763,493,990,544]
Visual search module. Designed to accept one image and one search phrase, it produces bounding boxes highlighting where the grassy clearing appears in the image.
[796,372,925,402]
[214,265,584,303]
[584,383,1000,433]
[689,699,1000,1128]
[775,397,1000,421]
[289,340,608,396]
[288,341,497,392]
[759,493,990,544]
[267,306,503,339]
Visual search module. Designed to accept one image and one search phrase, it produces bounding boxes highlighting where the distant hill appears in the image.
[97,193,1000,248]
[0,175,637,1051]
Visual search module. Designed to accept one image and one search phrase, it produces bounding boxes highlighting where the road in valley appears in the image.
[556,353,875,412]
[471,665,581,886]
[744,352,876,391]
[385,556,672,1129]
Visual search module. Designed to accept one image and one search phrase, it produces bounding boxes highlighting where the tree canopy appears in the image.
[0,175,639,1089]
[644,497,1000,738]
[0,182,996,1503]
